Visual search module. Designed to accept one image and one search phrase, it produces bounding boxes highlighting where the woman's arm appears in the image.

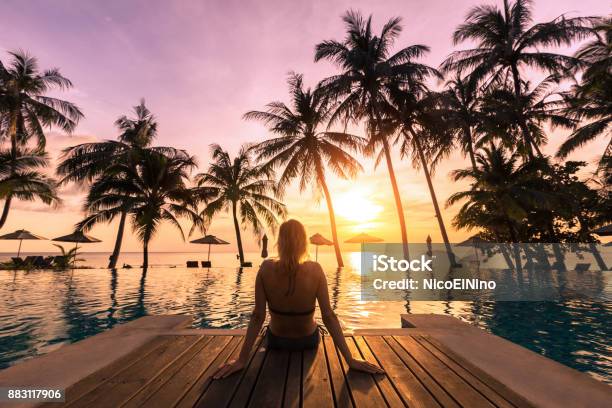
[316,265,384,374]
[213,265,267,379]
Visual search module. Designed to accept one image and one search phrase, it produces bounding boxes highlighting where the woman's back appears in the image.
[260,259,321,337]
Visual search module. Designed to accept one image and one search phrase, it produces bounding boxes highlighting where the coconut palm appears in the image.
[441,0,592,159]
[557,18,611,166]
[478,77,576,154]
[244,73,363,267]
[440,75,482,171]
[315,10,439,258]
[447,145,549,243]
[57,100,181,268]
[0,50,82,228]
[77,150,202,269]
[194,144,286,265]
[0,148,59,227]
[384,86,459,266]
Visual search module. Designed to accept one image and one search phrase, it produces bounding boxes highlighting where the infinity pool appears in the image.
[0,252,610,384]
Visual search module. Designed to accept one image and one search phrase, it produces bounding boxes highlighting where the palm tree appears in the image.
[557,18,611,166]
[478,77,576,154]
[0,148,59,227]
[441,0,592,159]
[315,10,439,259]
[77,150,202,269]
[244,73,363,267]
[440,75,482,172]
[57,100,179,268]
[386,87,459,266]
[194,144,286,265]
[0,50,82,227]
[447,145,548,243]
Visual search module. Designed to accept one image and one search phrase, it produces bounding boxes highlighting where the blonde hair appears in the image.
[276,219,308,295]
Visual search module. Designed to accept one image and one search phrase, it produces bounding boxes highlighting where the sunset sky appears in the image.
[0,0,609,254]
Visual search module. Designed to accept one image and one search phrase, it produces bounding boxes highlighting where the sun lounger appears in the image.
[186,261,198,268]
[241,262,253,267]
[575,263,590,272]
[201,261,212,267]
[11,257,24,267]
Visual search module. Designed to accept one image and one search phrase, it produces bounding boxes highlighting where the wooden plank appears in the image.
[353,336,405,408]
[283,351,302,408]
[302,337,335,408]
[226,337,268,408]
[247,348,290,407]
[120,336,213,407]
[41,336,169,408]
[394,336,496,408]
[420,336,535,408]
[195,336,264,407]
[173,335,241,408]
[412,336,515,408]
[341,337,387,408]
[67,335,201,408]
[384,336,460,408]
[323,336,353,408]
[365,336,440,408]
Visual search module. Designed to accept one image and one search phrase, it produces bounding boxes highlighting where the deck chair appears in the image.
[201,261,212,268]
[575,263,590,272]
[241,262,253,267]
[186,261,199,268]
[11,257,24,267]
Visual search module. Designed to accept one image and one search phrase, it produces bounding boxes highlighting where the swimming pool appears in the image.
[1,254,610,384]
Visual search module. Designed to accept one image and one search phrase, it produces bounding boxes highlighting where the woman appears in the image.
[213,219,384,379]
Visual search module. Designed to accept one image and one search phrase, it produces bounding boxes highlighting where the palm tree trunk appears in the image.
[464,127,478,172]
[382,139,410,259]
[319,175,344,267]
[510,64,541,160]
[0,196,12,230]
[411,132,458,267]
[142,240,149,270]
[232,201,245,265]
[108,210,127,269]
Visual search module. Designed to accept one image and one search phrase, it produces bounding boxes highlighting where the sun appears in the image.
[333,187,384,226]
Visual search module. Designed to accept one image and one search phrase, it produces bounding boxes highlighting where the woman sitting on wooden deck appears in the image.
[214,219,383,379]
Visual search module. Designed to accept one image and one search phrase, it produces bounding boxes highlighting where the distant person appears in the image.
[214,219,383,379]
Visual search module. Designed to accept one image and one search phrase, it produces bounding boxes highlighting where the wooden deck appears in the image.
[43,333,534,408]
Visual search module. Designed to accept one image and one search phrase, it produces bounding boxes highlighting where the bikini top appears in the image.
[268,305,315,316]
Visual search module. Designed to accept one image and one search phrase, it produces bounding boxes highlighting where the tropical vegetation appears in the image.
[0,0,610,270]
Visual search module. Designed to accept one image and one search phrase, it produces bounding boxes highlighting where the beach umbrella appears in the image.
[261,234,269,258]
[344,233,384,244]
[190,235,230,262]
[456,235,492,247]
[310,233,333,261]
[0,229,47,257]
[456,234,492,264]
[592,224,612,237]
[52,230,101,268]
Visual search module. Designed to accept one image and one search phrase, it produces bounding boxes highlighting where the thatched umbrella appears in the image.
[592,224,612,237]
[190,235,230,265]
[344,233,384,244]
[52,230,101,268]
[456,234,492,264]
[0,229,47,257]
[309,233,333,261]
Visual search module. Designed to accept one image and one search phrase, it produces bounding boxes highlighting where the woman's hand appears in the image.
[212,359,246,379]
[348,357,385,374]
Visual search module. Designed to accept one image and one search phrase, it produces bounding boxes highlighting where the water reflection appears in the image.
[0,264,610,384]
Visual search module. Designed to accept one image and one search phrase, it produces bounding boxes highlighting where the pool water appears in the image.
[0,252,610,384]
